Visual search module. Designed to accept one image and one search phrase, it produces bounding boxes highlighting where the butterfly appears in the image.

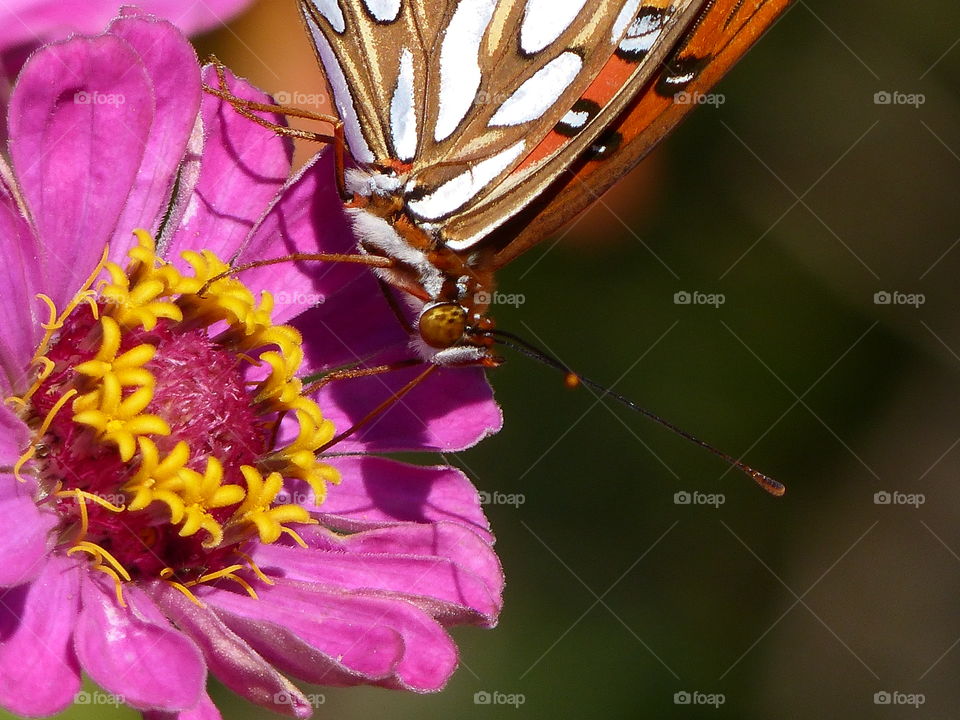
[294,0,791,367]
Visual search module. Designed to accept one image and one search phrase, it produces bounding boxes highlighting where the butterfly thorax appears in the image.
[346,168,499,366]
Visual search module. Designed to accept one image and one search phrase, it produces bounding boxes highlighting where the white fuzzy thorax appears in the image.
[346,206,444,300]
[345,168,403,197]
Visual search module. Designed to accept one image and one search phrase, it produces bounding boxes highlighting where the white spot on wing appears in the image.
[611,0,642,42]
[390,48,418,161]
[362,0,402,22]
[434,0,497,143]
[489,52,583,127]
[407,140,526,221]
[520,0,588,54]
[303,11,374,164]
[309,0,346,33]
[560,108,589,129]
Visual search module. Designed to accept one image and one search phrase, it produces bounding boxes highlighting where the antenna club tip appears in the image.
[748,470,785,497]
[563,372,580,389]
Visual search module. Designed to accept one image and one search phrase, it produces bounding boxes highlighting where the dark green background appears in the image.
[25,1,960,718]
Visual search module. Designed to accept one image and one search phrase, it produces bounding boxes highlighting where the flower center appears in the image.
[9,231,339,605]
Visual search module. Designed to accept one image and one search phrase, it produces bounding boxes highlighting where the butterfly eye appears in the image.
[418,303,468,349]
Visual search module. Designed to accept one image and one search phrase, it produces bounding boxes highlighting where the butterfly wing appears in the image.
[484,0,794,268]
[299,0,790,262]
[300,2,705,215]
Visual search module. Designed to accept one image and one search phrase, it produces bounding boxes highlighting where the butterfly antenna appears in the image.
[484,328,785,497]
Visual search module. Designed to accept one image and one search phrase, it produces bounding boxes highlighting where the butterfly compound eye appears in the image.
[418,303,468,349]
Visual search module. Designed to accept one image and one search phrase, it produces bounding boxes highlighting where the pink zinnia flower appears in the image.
[0,0,255,142]
[0,11,503,719]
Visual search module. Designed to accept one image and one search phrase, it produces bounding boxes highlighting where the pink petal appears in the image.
[0,155,43,394]
[208,584,404,684]
[0,556,81,717]
[0,473,56,587]
[252,528,502,625]
[306,522,503,623]
[233,152,357,325]
[143,692,223,720]
[8,33,154,310]
[213,579,460,690]
[164,65,292,265]
[106,14,202,259]
[257,579,459,692]
[153,584,313,719]
[118,2,256,36]
[318,456,494,542]
[316,363,502,453]
[75,578,206,711]
[294,264,410,371]
[0,1,254,51]
[0,404,30,466]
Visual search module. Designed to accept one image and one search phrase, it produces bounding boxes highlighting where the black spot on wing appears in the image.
[555,98,602,137]
[616,7,671,63]
[655,54,709,96]
[586,129,622,161]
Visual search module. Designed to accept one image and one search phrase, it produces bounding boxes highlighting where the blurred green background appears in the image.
[28,1,960,718]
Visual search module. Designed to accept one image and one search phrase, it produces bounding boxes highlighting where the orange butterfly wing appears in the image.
[488,0,792,269]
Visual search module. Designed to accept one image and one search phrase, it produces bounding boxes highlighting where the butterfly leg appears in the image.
[202,56,349,201]
[315,363,438,452]
[195,253,396,297]
[302,358,424,395]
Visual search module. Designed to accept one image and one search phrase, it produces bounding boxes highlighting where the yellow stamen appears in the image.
[67,540,132,607]
[94,564,127,608]
[234,550,275,586]
[230,466,316,545]
[72,540,131,582]
[31,245,110,363]
[20,356,56,404]
[166,579,205,607]
[123,438,190,512]
[72,375,169,461]
[13,447,34,483]
[15,388,78,481]
[191,564,245,585]
[186,564,259,599]
[54,489,125,513]
[75,489,89,540]
[224,572,258,599]
[280,526,309,549]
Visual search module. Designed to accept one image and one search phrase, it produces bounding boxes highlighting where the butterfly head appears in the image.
[418,302,468,349]
[414,300,500,368]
